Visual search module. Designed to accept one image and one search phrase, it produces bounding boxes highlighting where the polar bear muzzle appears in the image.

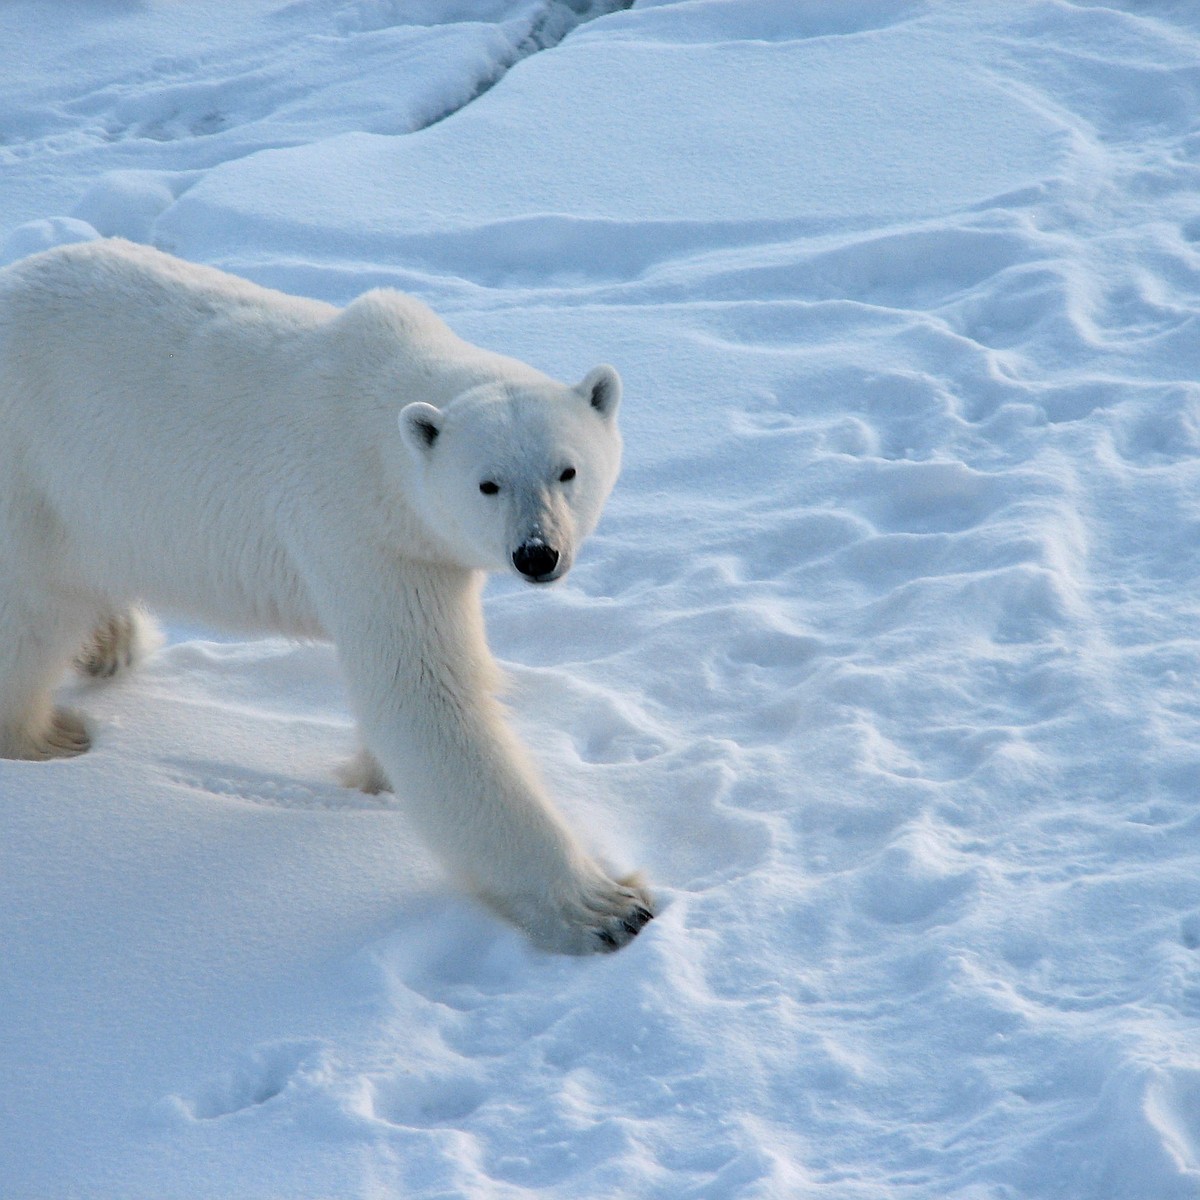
[512,538,561,583]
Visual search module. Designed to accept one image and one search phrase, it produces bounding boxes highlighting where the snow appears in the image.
[3,1,1200,1196]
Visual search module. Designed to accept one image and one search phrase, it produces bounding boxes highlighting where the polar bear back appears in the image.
[0,240,438,631]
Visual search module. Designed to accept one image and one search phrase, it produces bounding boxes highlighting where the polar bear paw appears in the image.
[75,607,160,680]
[490,869,654,956]
[586,873,656,953]
[0,707,91,761]
[337,746,392,795]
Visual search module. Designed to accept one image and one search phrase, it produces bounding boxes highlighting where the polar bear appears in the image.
[0,238,653,954]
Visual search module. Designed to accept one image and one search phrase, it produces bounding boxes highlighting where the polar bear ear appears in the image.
[398,401,442,456]
[577,365,621,421]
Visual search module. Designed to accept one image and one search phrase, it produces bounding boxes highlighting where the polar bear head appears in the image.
[398,366,622,583]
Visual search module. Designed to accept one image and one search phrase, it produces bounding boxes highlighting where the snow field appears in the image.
[3,1,1200,1197]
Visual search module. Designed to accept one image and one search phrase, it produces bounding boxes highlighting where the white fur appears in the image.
[0,238,651,954]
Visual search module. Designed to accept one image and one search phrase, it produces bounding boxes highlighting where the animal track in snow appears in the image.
[850,817,982,927]
[364,1071,486,1128]
[184,1040,325,1120]
[1180,912,1200,951]
[163,759,390,812]
[849,458,1017,536]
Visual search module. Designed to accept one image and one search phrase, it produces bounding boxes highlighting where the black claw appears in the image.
[597,929,620,950]
[621,907,653,938]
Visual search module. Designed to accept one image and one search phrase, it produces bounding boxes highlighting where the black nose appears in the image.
[512,541,560,581]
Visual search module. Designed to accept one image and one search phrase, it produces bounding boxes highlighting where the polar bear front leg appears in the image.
[329,565,653,954]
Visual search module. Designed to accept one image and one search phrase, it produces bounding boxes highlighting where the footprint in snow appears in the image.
[180,1040,325,1121]
[856,831,979,926]
[362,1072,486,1129]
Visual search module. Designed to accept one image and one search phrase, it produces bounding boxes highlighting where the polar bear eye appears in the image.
[479,480,500,495]
[559,467,576,482]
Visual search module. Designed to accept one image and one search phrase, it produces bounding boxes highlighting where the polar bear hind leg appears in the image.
[75,606,160,680]
[0,579,98,761]
[337,745,392,795]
